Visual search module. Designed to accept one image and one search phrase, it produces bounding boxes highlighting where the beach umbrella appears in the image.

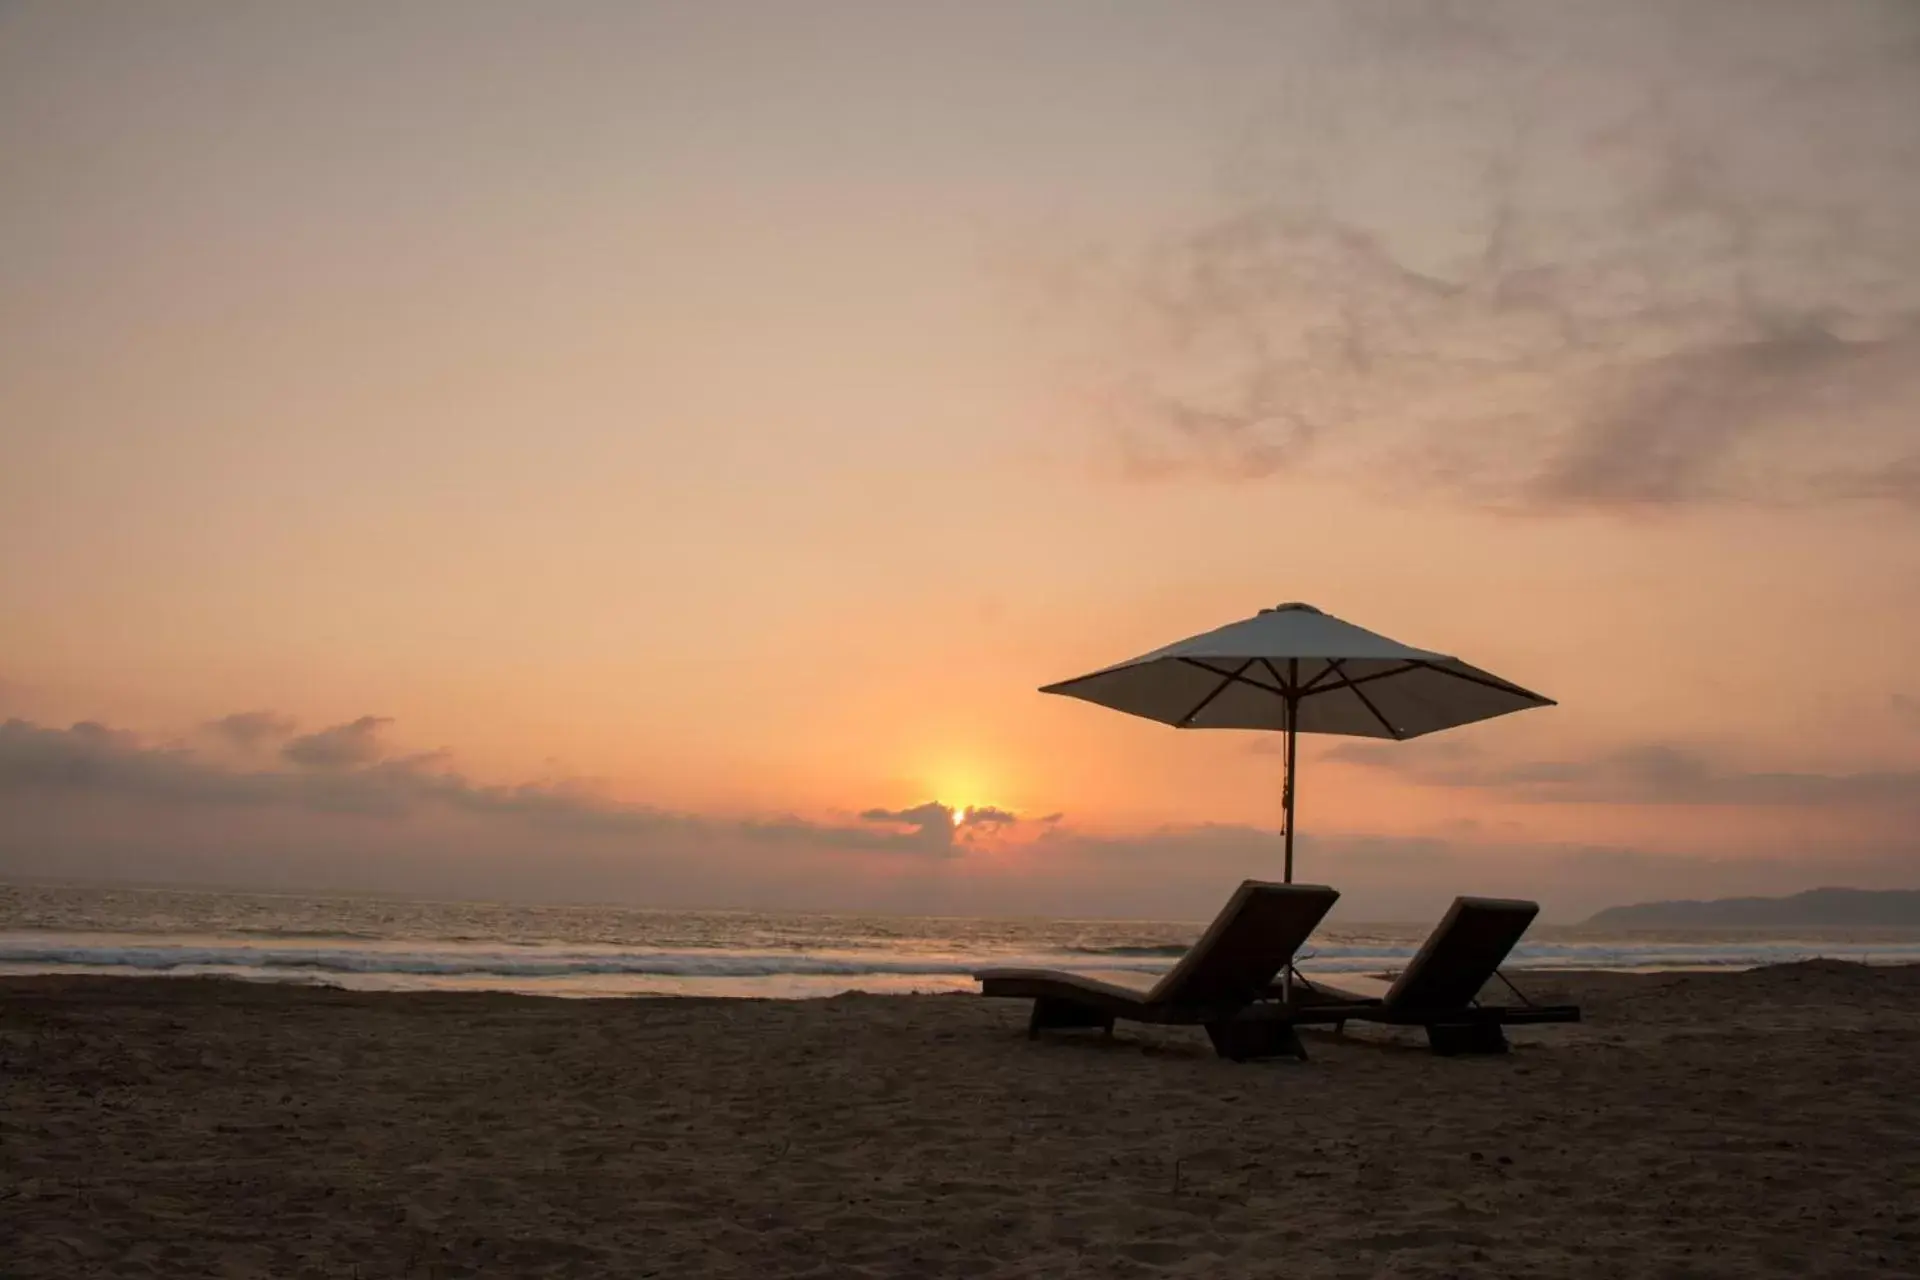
[1040,602,1553,882]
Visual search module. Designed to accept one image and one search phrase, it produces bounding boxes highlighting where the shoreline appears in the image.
[5,964,1918,1277]
[4,953,1918,1002]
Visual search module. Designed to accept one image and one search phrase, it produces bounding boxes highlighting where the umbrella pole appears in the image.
[1280,693,1299,1003]
[1282,693,1298,884]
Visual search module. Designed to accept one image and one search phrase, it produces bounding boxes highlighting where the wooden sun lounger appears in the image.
[975,881,1339,1061]
[1291,896,1581,1055]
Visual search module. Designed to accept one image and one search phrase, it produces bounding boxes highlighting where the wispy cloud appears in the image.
[1327,737,1920,810]
[1069,0,1920,513]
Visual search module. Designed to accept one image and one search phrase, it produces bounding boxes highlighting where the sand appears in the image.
[3,963,1917,1278]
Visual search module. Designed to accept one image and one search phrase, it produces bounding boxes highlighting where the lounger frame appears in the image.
[980,890,1582,1061]
[994,975,1313,1061]
[977,881,1339,1061]
[1289,898,1581,1054]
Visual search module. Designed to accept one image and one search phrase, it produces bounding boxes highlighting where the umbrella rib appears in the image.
[1298,662,1344,693]
[1296,661,1422,694]
[1307,657,1353,692]
[1175,658,1257,726]
[1176,657,1286,698]
[1256,656,1300,697]
[1408,659,1554,704]
[1315,659,1403,739]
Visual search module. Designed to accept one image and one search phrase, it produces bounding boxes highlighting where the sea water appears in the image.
[3,881,1918,999]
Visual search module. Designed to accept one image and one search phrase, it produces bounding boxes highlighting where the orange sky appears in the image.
[3,2,1918,920]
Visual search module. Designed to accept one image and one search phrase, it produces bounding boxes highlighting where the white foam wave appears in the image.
[0,940,1167,979]
[2,937,1914,983]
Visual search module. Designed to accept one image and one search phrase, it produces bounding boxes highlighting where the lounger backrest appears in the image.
[1147,881,1339,1006]
[1384,896,1539,1011]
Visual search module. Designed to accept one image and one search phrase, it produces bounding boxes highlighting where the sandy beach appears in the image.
[3,963,1917,1278]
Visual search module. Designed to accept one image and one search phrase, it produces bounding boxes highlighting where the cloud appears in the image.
[858,802,960,852]
[1827,456,1920,510]
[0,713,1079,915]
[0,716,981,858]
[1065,0,1920,514]
[850,802,1028,848]
[0,718,238,802]
[960,805,1018,828]
[282,716,392,769]
[1327,738,1920,809]
[4,712,1915,921]
[204,711,298,751]
[860,801,953,828]
[946,813,1918,922]
[1523,327,1908,509]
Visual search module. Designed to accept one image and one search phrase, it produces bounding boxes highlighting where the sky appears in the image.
[4,0,1919,922]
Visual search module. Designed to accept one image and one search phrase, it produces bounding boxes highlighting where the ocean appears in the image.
[4,881,1918,999]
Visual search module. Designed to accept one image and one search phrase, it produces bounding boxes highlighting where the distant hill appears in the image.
[1584,888,1920,929]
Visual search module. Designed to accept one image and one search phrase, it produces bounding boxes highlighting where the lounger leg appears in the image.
[1027,997,1115,1039]
[1205,1020,1308,1063]
[1426,1022,1509,1056]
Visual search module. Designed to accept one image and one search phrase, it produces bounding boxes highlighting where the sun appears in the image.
[926,757,1007,829]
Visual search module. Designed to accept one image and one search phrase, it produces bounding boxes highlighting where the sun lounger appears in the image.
[975,881,1339,1061]
[1291,896,1580,1054]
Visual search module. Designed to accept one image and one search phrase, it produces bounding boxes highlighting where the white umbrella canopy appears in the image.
[1040,602,1554,881]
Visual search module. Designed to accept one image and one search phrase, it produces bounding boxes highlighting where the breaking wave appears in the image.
[3,937,1916,982]
[0,940,1171,979]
